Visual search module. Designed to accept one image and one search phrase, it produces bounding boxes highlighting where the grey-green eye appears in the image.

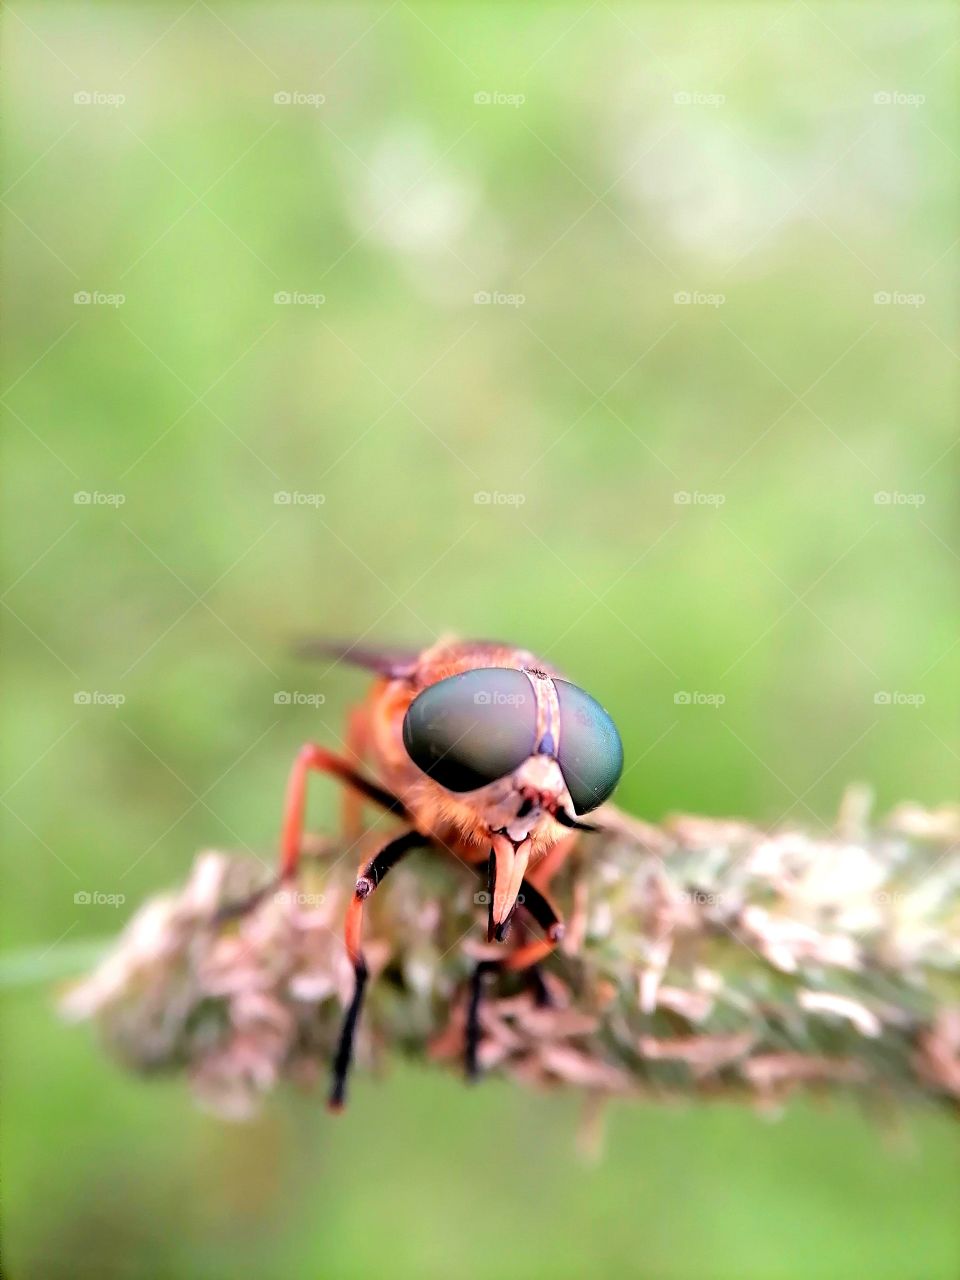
[402,668,537,792]
[555,680,623,813]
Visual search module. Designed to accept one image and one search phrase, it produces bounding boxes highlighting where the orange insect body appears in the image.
[271,634,624,1108]
[360,637,572,924]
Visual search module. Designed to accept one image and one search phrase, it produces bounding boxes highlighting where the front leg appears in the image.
[329,827,428,1110]
[216,744,408,923]
[465,873,564,1081]
[280,743,408,879]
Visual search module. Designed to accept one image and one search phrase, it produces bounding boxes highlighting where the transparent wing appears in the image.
[294,638,421,680]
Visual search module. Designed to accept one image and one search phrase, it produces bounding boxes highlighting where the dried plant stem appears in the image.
[62,795,960,1120]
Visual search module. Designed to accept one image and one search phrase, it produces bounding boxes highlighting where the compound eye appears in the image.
[555,680,623,814]
[402,668,537,792]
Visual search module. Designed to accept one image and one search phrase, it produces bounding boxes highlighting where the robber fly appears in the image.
[271,635,624,1109]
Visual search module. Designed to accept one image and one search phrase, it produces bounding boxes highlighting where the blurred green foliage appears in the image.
[2,3,957,1277]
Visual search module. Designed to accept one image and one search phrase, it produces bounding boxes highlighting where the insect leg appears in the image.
[525,963,552,1008]
[517,838,575,1001]
[485,848,495,941]
[342,703,371,843]
[329,828,427,1111]
[216,745,407,924]
[502,878,565,972]
[464,959,498,1082]
[280,743,408,880]
[464,876,565,1079]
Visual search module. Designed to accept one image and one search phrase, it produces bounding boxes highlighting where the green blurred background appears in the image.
[3,3,958,1277]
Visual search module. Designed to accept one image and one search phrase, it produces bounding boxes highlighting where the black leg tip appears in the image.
[528,965,552,1008]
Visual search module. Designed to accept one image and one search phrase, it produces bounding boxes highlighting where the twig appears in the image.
[61,794,960,1121]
